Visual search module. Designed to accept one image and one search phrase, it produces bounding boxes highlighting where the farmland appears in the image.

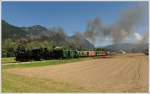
[2,53,148,92]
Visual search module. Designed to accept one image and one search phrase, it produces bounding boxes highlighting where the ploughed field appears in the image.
[2,53,148,92]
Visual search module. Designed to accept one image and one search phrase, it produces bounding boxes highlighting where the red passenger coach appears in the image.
[88,51,96,57]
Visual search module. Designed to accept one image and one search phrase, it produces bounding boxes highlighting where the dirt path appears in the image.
[7,53,149,92]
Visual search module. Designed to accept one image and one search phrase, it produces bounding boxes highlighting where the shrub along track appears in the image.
[5,53,148,92]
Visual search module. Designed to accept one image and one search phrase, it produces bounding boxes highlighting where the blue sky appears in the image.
[2,1,148,36]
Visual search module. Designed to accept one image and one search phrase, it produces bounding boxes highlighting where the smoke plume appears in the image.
[84,7,148,45]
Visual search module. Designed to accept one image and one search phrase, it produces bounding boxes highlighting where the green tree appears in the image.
[25,40,53,50]
[2,39,17,57]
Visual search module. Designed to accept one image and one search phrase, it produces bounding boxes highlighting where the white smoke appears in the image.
[134,32,142,41]
[84,7,148,46]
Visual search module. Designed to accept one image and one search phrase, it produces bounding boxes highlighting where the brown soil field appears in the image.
[7,53,149,92]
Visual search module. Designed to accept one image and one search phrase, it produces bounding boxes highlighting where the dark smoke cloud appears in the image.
[84,17,111,45]
[84,7,148,45]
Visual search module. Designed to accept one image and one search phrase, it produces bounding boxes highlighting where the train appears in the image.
[15,47,109,62]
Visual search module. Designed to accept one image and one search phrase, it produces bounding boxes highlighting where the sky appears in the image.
[2,1,149,46]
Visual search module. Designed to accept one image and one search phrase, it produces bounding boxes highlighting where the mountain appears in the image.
[105,43,148,52]
[69,34,95,49]
[22,25,48,31]
[2,20,28,41]
[21,25,48,36]
[2,20,95,49]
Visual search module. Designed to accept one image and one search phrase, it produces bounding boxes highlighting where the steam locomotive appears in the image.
[15,47,109,62]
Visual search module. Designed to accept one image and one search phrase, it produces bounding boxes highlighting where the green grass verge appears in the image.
[1,57,16,63]
[2,58,90,69]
